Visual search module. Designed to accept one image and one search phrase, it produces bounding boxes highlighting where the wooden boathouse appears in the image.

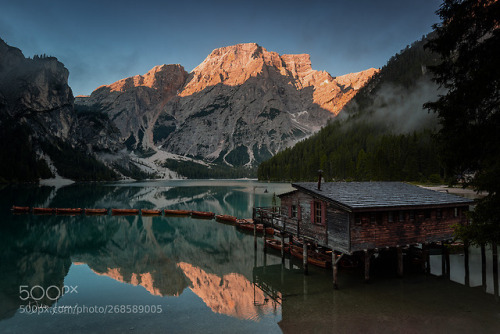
[253,181,474,287]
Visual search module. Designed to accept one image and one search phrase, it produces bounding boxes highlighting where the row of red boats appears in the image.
[10,206,223,217]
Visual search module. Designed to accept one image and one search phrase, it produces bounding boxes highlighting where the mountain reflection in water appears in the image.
[0,180,499,334]
[0,180,287,332]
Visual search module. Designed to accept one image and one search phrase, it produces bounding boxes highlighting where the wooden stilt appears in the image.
[332,250,338,289]
[493,243,498,300]
[397,247,403,278]
[424,243,430,274]
[420,244,426,273]
[253,241,257,268]
[441,241,446,277]
[445,243,450,279]
[364,250,370,283]
[481,243,487,291]
[303,242,308,275]
[253,223,257,250]
[281,233,285,263]
[464,240,470,287]
[303,274,308,300]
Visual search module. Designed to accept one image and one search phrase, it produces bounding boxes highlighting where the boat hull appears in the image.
[141,209,162,216]
[191,211,215,219]
[85,208,108,215]
[164,209,191,216]
[11,206,30,213]
[56,208,83,215]
[33,208,54,215]
[111,209,139,215]
[215,215,237,224]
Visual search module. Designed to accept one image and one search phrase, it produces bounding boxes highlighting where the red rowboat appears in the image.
[191,211,215,219]
[237,222,264,233]
[141,209,162,216]
[111,209,139,215]
[215,214,237,224]
[56,208,83,215]
[85,208,108,215]
[164,209,191,215]
[265,238,290,253]
[290,245,332,269]
[265,227,275,235]
[33,207,54,214]
[11,206,30,213]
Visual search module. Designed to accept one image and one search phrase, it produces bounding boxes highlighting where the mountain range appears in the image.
[0,39,377,181]
[257,34,445,182]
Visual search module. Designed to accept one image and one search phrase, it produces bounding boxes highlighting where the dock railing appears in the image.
[253,207,327,244]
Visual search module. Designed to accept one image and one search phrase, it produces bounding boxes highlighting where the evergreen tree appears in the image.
[425,0,500,244]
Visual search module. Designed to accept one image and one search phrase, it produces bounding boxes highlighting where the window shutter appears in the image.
[298,205,302,220]
[310,201,314,223]
[288,205,292,218]
[321,201,326,225]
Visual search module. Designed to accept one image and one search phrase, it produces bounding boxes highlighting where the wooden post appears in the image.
[397,247,403,278]
[281,233,285,263]
[481,243,487,291]
[445,243,450,279]
[254,240,257,268]
[441,241,446,277]
[426,245,431,274]
[303,242,308,275]
[263,246,268,268]
[332,250,338,289]
[423,243,430,274]
[464,240,470,287]
[493,242,499,300]
[364,250,370,283]
[254,223,257,250]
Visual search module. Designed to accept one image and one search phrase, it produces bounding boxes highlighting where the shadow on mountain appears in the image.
[156,66,335,167]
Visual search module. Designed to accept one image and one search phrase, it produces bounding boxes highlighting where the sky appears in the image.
[0,0,442,96]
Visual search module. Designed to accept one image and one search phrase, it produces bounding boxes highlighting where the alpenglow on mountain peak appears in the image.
[181,42,378,115]
[75,42,378,169]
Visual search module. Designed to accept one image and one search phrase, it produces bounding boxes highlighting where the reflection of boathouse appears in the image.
[254,181,474,285]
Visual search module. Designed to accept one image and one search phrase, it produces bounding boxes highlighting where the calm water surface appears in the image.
[0,180,499,334]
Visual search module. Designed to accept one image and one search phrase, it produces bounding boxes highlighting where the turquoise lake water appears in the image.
[0,180,499,333]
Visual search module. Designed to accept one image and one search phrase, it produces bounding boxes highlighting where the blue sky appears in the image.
[0,0,442,96]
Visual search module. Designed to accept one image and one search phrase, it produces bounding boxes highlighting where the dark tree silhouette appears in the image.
[425,0,500,244]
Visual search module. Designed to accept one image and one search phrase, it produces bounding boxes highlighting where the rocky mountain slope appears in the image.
[77,43,377,168]
[0,38,118,182]
[0,38,159,182]
[0,37,376,181]
[258,34,444,182]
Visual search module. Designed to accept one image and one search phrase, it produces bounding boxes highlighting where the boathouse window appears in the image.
[388,211,394,223]
[409,210,415,220]
[399,211,405,222]
[370,213,376,223]
[314,201,322,224]
[425,210,431,219]
[437,208,442,219]
[454,207,458,217]
[291,204,297,218]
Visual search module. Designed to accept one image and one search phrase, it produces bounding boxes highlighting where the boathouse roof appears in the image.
[290,182,473,210]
